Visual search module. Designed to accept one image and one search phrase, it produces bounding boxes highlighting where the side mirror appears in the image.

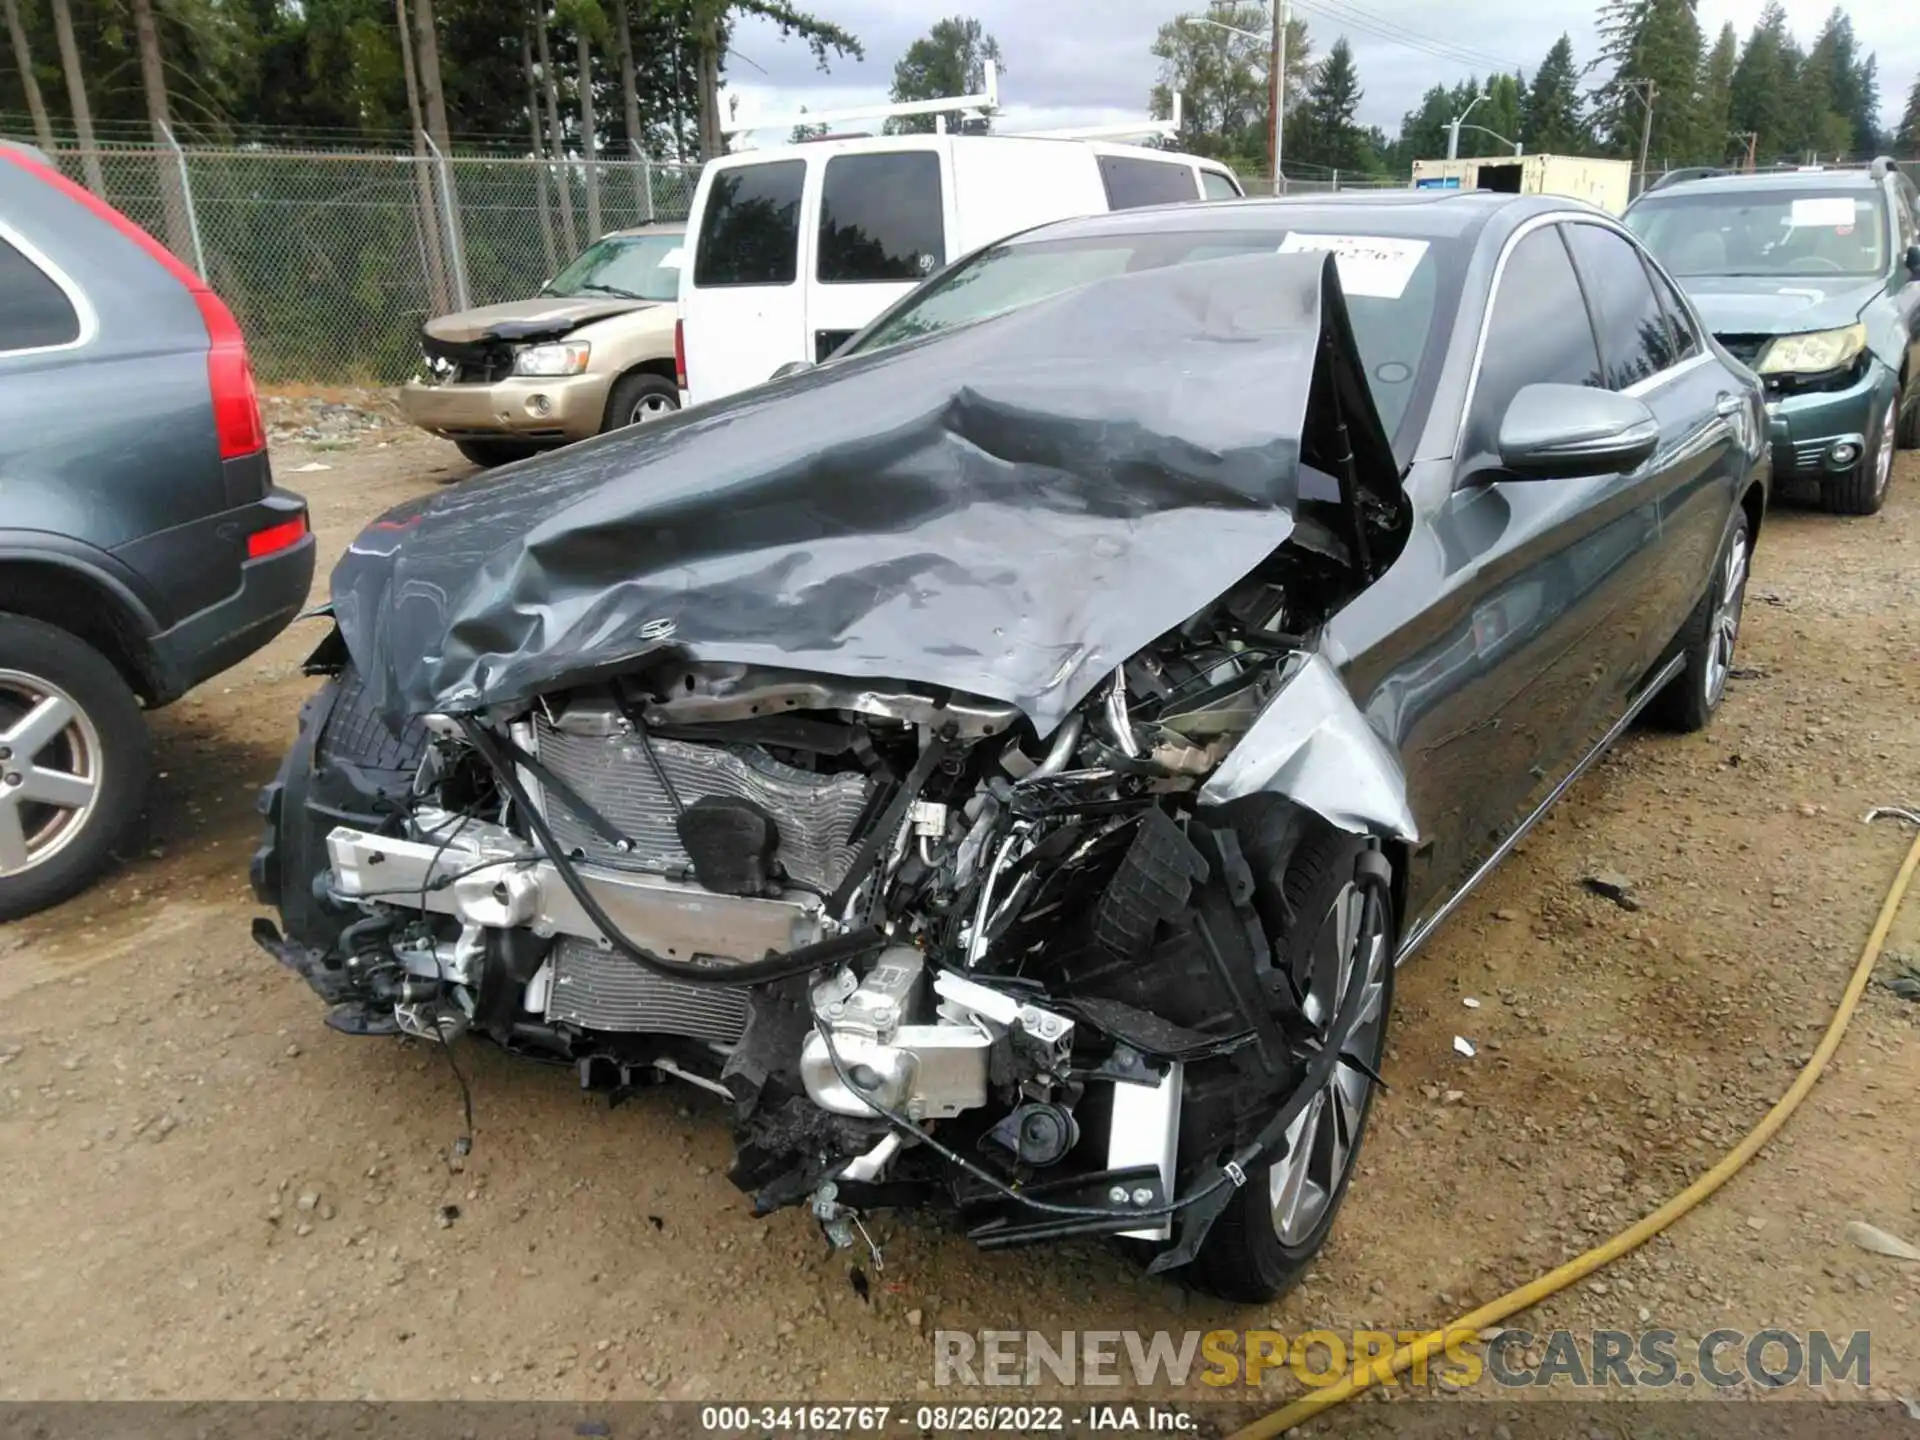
[771,359,814,381]
[1497,383,1660,480]
[1905,243,1920,277]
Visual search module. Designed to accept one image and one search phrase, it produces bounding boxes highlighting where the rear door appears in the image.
[1562,219,1736,678]
[680,157,808,404]
[805,147,951,364]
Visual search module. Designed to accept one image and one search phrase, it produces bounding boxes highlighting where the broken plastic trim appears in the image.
[1198,652,1418,843]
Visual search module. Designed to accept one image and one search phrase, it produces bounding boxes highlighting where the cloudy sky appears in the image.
[719,0,1915,147]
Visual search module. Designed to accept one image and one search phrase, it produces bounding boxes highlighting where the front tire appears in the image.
[603,372,679,431]
[1820,393,1896,515]
[0,615,151,921]
[1189,825,1395,1302]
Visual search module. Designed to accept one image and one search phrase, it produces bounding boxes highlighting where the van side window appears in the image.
[0,236,81,352]
[693,160,805,288]
[818,153,945,284]
[1097,155,1200,210]
[1199,170,1242,201]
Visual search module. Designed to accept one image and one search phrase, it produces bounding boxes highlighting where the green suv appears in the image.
[1626,159,1920,514]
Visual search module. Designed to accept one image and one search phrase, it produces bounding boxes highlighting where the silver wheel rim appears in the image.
[1269,881,1389,1247]
[0,670,104,877]
[1703,526,1749,709]
[1872,399,1895,502]
[630,392,676,425]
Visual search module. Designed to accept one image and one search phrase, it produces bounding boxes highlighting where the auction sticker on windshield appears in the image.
[1277,233,1429,299]
[1788,197,1857,228]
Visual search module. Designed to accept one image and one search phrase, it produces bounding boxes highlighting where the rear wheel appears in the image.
[1189,825,1395,1302]
[454,438,544,468]
[1820,394,1896,515]
[0,615,151,921]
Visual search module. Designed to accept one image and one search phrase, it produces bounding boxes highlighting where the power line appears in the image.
[1290,0,1529,79]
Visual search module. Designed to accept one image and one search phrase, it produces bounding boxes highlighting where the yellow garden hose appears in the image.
[1230,819,1920,1440]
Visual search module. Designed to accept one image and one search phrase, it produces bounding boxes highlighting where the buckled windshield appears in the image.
[843,228,1454,444]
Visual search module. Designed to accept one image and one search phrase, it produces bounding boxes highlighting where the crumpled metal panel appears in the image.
[331,250,1395,737]
[1199,652,1419,842]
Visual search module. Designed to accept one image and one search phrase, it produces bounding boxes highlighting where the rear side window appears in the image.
[1097,155,1200,211]
[1200,169,1242,201]
[693,160,805,288]
[1645,263,1700,360]
[1469,227,1601,451]
[0,235,81,352]
[1563,222,1680,388]
[818,152,945,284]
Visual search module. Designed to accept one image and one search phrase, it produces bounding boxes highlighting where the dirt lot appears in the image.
[2,413,1918,1420]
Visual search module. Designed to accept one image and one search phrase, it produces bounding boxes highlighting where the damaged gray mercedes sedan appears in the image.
[252,193,1768,1301]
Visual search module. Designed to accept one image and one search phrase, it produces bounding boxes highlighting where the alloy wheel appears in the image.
[1703,525,1749,710]
[0,669,104,877]
[1871,398,1896,505]
[630,392,677,424]
[1270,880,1390,1247]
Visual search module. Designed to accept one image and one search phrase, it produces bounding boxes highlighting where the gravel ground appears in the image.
[2,420,1917,1422]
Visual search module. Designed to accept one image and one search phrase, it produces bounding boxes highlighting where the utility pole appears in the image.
[1734,130,1757,171]
[1269,0,1286,194]
[1627,79,1657,195]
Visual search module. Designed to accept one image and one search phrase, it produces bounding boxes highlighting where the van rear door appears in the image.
[804,145,952,365]
[682,157,809,405]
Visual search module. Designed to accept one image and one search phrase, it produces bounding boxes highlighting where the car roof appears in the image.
[993,190,1586,248]
[1638,168,1883,199]
[714,132,1226,172]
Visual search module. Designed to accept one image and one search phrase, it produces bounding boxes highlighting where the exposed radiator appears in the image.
[533,716,874,893]
[545,937,749,1045]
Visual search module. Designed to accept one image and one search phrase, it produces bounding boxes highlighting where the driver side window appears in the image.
[1466,226,1603,463]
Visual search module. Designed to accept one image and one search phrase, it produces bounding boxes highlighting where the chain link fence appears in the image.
[44,141,700,385]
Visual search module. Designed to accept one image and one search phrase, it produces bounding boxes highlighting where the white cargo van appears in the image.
[676,134,1242,405]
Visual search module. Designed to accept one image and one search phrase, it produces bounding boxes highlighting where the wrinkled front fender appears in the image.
[1199,653,1419,843]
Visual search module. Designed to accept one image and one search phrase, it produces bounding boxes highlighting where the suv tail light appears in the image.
[1,147,265,460]
[194,289,266,459]
[674,318,687,392]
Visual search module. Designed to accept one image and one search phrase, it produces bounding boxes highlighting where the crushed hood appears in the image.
[423,295,657,344]
[335,250,1398,736]
[1682,274,1882,337]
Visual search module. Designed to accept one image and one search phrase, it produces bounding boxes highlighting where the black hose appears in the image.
[460,716,886,986]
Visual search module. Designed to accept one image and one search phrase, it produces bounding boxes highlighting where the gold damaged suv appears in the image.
[399,224,683,467]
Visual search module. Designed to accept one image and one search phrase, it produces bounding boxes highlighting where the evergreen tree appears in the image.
[1797,9,1859,158]
[1391,81,1455,167]
[1898,72,1920,155]
[1729,3,1802,165]
[1591,0,1703,165]
[1298,35,1365,171]
[1694,21,1736,164]
[1521,34,1588,154]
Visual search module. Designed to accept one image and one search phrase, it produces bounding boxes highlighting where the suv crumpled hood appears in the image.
[423,295,658,344]
[335,250,1398,737]
[1682,274,1881,338]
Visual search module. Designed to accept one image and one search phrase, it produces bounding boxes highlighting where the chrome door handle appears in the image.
[1715,394,1744,416]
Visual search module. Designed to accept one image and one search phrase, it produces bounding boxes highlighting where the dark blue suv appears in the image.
[0,144,314,918]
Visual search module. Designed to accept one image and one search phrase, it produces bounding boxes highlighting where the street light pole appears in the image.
[1446,92,1485,161]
